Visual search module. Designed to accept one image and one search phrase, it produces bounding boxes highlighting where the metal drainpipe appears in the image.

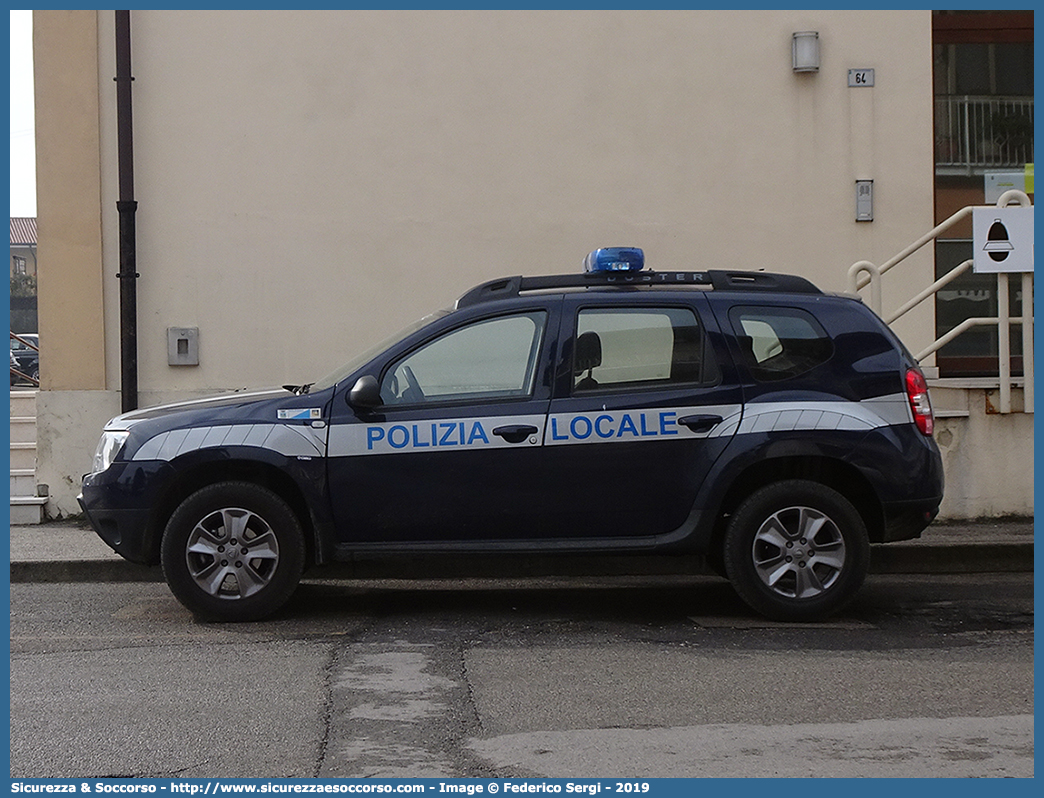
[115,10,138,412]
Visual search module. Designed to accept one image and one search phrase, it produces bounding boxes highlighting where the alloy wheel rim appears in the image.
[185,507,280,600]
[751,506,846,599]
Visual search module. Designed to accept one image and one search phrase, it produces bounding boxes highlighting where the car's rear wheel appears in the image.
[723,480,870,621]
[160,482,305,621]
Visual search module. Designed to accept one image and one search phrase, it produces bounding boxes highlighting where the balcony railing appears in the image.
[935,95,1033,171]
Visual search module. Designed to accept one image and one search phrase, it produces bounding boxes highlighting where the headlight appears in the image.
[91,430,130,475]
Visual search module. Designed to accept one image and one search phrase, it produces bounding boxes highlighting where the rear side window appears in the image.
[572,307,718,393]
[729,306,833,381]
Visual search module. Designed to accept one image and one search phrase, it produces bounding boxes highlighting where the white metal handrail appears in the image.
[916,316,1019,360]
[888,259,973,326]
[848,190,1033,414]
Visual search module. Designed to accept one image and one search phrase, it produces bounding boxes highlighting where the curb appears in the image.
[10,561,164,584]
[868,542,1034,575]
[9,542,1033,584]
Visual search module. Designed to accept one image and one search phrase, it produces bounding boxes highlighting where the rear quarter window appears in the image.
[729,306,833,381]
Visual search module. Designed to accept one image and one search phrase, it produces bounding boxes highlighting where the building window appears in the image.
[933,13,1034,172]
[935,41,1034,97]
[13,256,27,275]
[932,11,1033,380]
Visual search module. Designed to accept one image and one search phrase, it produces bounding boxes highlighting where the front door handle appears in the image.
[492,424,539,444]
[677,414,723,433]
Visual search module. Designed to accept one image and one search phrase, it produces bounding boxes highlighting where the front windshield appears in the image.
[308,309,451,393]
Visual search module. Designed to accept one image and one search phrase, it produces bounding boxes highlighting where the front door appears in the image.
[326,305,558,543]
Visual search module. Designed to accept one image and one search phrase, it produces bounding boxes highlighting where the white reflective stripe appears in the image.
[261,425,326,457]
[201,425,234,448]
[133,423,325,461]
[134,431,169,461]
[180,427,210,453]
[130,394,914,462]
[862,393,916,425]
[737,394,912,434]
[329,413,547,457]
[223,426,252,446]
[544,405,743,446]
[244,425,270,447]
[156,429,191,460]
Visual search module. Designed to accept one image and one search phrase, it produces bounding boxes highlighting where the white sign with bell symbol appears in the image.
[972,207,1034,273]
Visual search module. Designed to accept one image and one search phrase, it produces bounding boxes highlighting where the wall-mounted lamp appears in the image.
[792,31,820,73]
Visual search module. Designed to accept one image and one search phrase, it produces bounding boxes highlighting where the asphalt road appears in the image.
[9,572,1034,779]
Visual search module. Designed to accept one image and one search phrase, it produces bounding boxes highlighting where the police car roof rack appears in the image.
[455,270,821,308]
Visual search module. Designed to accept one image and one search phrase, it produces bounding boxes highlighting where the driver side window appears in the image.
[381,312,547,405]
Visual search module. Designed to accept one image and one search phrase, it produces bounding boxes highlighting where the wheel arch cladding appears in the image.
[148,457,318,567]
[710,455,884,556]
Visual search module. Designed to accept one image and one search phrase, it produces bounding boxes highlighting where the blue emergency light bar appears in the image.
[584,247,645,274]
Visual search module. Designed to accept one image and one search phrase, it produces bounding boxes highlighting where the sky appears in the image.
[10,9,36,217]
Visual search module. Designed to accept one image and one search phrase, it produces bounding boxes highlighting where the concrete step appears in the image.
[11,496,47,525]
[10,442,36,471]
[9,389,41,523]
[10,416,37,443]
[928,384,972,418]
[10,469,36,495]
[928,379,1029,416]
[9,389,37,418]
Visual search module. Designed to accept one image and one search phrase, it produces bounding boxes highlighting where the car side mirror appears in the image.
[349,375,382,409]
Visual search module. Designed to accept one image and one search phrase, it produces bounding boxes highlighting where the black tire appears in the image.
[160,481,306,621]
[723,480,870,621]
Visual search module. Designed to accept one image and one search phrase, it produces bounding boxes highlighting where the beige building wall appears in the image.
[33,11,117,506]
[99,9,936,393]
[38,9,1017,518]
[33,10,106,391]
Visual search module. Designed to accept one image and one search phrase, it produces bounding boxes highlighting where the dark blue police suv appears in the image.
[80,249,943,622]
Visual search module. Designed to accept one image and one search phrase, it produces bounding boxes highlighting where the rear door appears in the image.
[535,294,744,540]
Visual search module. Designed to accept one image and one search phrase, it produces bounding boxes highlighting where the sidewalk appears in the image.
[8,517,1034,583]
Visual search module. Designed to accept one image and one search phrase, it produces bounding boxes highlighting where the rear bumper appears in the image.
[847,425,945,543]
[880,498,941,542]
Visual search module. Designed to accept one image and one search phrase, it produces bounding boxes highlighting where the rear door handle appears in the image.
[492,424,539,444]
[677,414,723,433]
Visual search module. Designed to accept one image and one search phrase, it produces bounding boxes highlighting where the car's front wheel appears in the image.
[160,482,305,621]
[723,480,870,621]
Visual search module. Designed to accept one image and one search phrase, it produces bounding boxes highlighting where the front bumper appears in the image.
[79,460,175,565]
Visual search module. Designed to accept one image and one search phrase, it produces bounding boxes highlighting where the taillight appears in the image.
[905,369,934,436]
